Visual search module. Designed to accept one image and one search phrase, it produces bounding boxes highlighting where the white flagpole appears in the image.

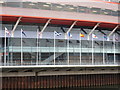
[39,32,41,64]
[54,31,55,65]
[7,37,9,65]
[10,37,13,65]
[113,34,116,64]
[21,29,23,65]
[79,33,82,64]
[103,35,105,64]
[36,29,39,65]
[67,33,69,65]
[92,34,94,65]
[4,29,6,66]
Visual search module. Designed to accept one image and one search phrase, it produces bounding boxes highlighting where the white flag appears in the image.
[92,34,97,38]
[5,27,11,36]
[54,31,62,36]
[68,32,72,38]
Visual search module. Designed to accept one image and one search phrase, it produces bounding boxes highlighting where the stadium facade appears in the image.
[0,0,120,89]
[0,0,120,66]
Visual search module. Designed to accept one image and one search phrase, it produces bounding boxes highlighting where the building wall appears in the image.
[0,1,119,66]
[1,7,118,23]
[0,24,120,66]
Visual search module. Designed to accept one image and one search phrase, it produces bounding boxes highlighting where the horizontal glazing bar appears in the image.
[7,46,120,53]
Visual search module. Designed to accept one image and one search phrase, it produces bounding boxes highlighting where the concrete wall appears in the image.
[1,7,118,23]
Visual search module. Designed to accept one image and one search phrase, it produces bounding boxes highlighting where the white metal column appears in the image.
[54,31,56,65]
[79,33,82,64]
[103,35,105,64]
[21,29,23,65]
[113,34,116,64]
[4,29,6,66]
[36,29,39,65]
[0,44,2,66]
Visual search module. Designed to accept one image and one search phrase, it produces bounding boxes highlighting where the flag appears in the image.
[115,38,118,41]
[80,33,84,37]
[5,27,11,36]
[104,35,107,40]
[21,29,27,37]
[92,34,97,38]
[38,32,41,38]
[68,32,72,38]
[54,31,62,36]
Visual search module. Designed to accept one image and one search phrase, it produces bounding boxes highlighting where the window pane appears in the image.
[38,2,51,10]
[23,2,39,9]
[5,2,21,7]
[64,5,77,12]
[51,3,65,11]
[90,7,101,14]
[111,10,118,16]
[101,9,112,15]
[78,6,89,13]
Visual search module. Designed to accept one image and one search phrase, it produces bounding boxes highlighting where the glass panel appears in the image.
[12,53,21,65]
[38,2,51,10]
[23,38,35,64]
[94,53,103,64]
[69,53,79,65]
[1,22,120,66]
[101,9,112,15]
[78,6,89,13]
[51,3,65,11]
[111,10,118,16]
[107,54,114,64]
[10,38,21,65]
[90,7,101,14]
[55,52,65,65]
[55,39,67,65]
[110,0,119,3]
[104,41,113,64]
[1,1,6,7]
[118,10,120,16]
[23,2,39,9]
[116,54,120,64]
[64,5,77,12]
[0,38,3,66]
[41,53,54,65]
[81,53,92,65]
[2,24,13,30]
[85,40,92,64]
[5,2,21,7]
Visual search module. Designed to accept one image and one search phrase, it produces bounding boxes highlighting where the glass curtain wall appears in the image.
[1,24,120,66]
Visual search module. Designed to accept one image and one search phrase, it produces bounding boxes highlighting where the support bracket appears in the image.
[11,17,22,37]
[65,21,77,39]
[40,19,51,38]
[88,22,100,40]
[108,25,119,37]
